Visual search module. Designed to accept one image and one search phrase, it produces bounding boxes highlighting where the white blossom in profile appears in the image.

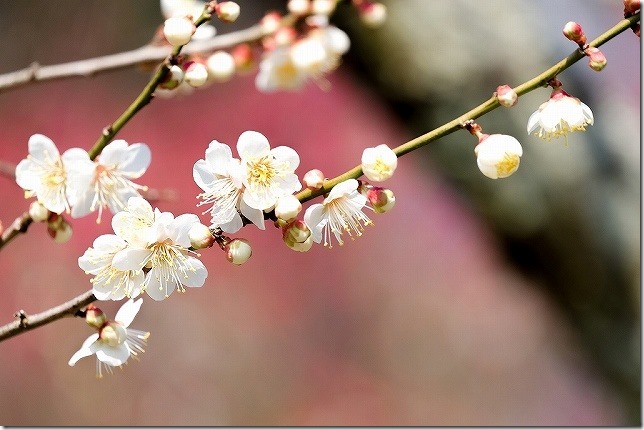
[475,134,523,179]
[527,89,594,142]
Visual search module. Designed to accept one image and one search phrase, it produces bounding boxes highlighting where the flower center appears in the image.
[42,159,66,188]
[247,157,276,188]
[496,153,520,178]
[100,322,127,347]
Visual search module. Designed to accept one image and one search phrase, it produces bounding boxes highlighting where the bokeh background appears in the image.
[0,0,639,425]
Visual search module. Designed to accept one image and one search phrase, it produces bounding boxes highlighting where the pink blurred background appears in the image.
[0,1,638,425]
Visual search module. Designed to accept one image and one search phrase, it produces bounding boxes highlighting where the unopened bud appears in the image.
[585,47,607,71]
[359,2,387,28]
[99,322,127,347]
[184,61,209,87]
[312,0,336,16]
[303,169,325,190]
[159,65,185,90]
[85,304,107,330]
[288,0,310,15]
[29,201,50,222]
[274,27,298,46]
[225,238,252,265]
[496,84,518,107]
[282,219,313,252]
[366,187,395,213]
[216,1,241,23]
[206,51,236,82]
[232,43,254,73]
[260,12,282,34]
[275,195,302,221]
[562,21,586,45]
[47,217,72,243]
[189,223,215,249]
[163,16,195,46]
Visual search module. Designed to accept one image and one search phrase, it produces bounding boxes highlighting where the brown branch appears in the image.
[0,290,96,342]
[0,23,267,93]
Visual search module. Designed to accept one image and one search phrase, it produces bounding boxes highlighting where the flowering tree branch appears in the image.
[296,12,640,203]
[0,11,637,343]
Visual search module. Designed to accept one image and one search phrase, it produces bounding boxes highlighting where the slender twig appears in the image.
[296,12,640,203]
[0,290,95,342]
[0,12,638,343]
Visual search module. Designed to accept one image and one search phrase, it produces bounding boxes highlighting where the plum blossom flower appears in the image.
[475,134,523,179]
[527,89,594,142]
[72,140,151,223]
[193,140,264,233]
[255,46,309,92]
[361,144,397,182]
[78,234,145,300]
[15,134,94,214]
[111,197,208,301]
[238,131,301,211]
[304,179,373,247]
[68,298,150,378]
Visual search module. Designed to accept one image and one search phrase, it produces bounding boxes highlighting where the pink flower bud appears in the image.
[303,169,325,190]
[183,61,209,87]
[260,12,282,34]
[563,21,587,45]
[496,85,518,107]
[366,187,396,214]
[232,43,255,73]
[359,2,387,28]
[216,1,241,23]
[584,47,607,71]
[85,304,107,330]
[225,238,252,265]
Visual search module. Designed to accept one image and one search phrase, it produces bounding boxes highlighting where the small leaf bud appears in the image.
[366,187,396,214]
[189,223,215,249]
[206,51,236,82]
[216,1,241,23]
[303,169,325,190]
[562,21,587,45]
[85,304,107,330]
[225,238,252,265]
[163,16,195,47]
[183,61,209,87]
[275,195,302,221]
[585,47,607,71]
[29,201,51,222]
[496,85,518,107]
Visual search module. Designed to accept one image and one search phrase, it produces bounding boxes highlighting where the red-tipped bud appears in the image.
[584,47,607,71]
[183,60,209,87]
[85,304,107,330]
[562,21,587,45]
[225,238,252,265]
[624,0,641,15]
[366,187,396,214]
[282,219,313,252]
[496,85,518,107]
[216,1,240,23]
[231,43,255,73]
[358,2,387,28]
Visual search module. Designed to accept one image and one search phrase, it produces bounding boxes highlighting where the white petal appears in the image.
[116,143,151,178]
[15,159,40,191]
[218,212,243,233]
[193,159,215,191]
[303,204,325,243]
[70,188,96,219]
[182,256,208,287]
[242,186,275,211]
[96,343,130,366]
[237,131,270,160]
[28,134,60,162]
[275,173,302,195]
[240,199,265,230]
[170,213,200,247]
[205,141,234,176]
[68,333,99,366]
[526,110,540,134]
[115,298,143,327]
[112,248,152,271]
[144,269,176,301]
[325,179,358,202]
[271,146,300,171]
[98,140,128,166]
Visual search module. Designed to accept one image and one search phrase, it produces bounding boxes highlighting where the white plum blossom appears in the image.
[111,197,208,301]
[68,298,150,378]
[15,134,94,215]
[361,144,397,182]
[72,140,151,223]
[527,89,594,142]
[193,140,265,233]
[78,234,145,300]
[475,134,523,179]
[304,179,373,247]
[255,46,309,92]
[238,131,301,211]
